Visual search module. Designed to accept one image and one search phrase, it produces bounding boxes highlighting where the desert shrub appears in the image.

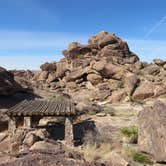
[77,54,84,59]
[120,126,138,144]
[117,81,124,89]
[98,98,106,102]
[80,142,112,162]
[161,94,166,98]
[129,98,145,105]
[130,149,153,164]
[86,110,97,115]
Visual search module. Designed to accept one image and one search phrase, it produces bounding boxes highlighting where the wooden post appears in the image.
[65,117,74,146]
[8,117,17,133]
[23,117,32,128]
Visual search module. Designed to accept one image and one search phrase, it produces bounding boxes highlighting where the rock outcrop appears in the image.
[0,67,22,95]
[138,101,166,162]
[29,31,165,105]
[5,31,166,106]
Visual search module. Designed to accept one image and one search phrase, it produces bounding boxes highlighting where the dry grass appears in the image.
[79,142,112,162]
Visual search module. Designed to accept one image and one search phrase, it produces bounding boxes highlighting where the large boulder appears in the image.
[70,89,97,103]
[92,60,107,72]
[109,89,127,103]
[75,101,101,114]
[72,58,90,68]
[23,132,41,147]
[40,62,57,72]
[141,65,160,75]
[124,73,139,96]
[30,141,61,151]
[100,45,125,58]
[88,31,138,65]
[101,63,125,80]
[62,42,91,62]
[66,67,88,82]
[56,61,69,78]
[88,31,118,48]
[46,72,57,83]
[164,63,166,70]
[0,67,22,95]
[138,101,166,162]
[87,73,102,85]
[37,71,49,81]
[132,81,154,100]
[153,58,165,66]
[134,61,144,70]
[154,84,166,97]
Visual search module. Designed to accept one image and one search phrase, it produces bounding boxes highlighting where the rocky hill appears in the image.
[0,31,166,166]
[10,32,166,106]
[0,31,165,112]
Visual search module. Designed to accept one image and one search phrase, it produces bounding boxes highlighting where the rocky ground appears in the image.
[0,98,165,165]
[0,31,166,165]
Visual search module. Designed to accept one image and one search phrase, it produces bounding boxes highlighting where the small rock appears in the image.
[96,112,107,117]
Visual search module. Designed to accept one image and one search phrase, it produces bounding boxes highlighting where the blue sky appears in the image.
[0,0,165,70]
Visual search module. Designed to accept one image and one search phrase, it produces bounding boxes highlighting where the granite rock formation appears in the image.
[26,31,166,105]
[138,101,166,162]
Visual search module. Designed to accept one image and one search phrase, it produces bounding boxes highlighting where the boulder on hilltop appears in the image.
[62,31,139,64]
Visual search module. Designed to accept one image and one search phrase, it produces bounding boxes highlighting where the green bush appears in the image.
[77,54,84,59]
[120,126,138,143]
[131,150,152,164]
[86,111,97,115]
[117,81,124,89]
[129,97,145,105]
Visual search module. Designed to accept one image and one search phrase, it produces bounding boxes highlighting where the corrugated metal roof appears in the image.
[5,97,76,117]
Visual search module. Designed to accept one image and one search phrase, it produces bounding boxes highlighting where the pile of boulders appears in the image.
[5,32,165,107]
[10,128,51,153]
[30,31,166,105]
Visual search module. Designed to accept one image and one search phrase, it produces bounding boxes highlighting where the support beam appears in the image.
[65,117,74,146]
[23,117,32,128]
[31,116,41,128]
[8,117,17,133]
